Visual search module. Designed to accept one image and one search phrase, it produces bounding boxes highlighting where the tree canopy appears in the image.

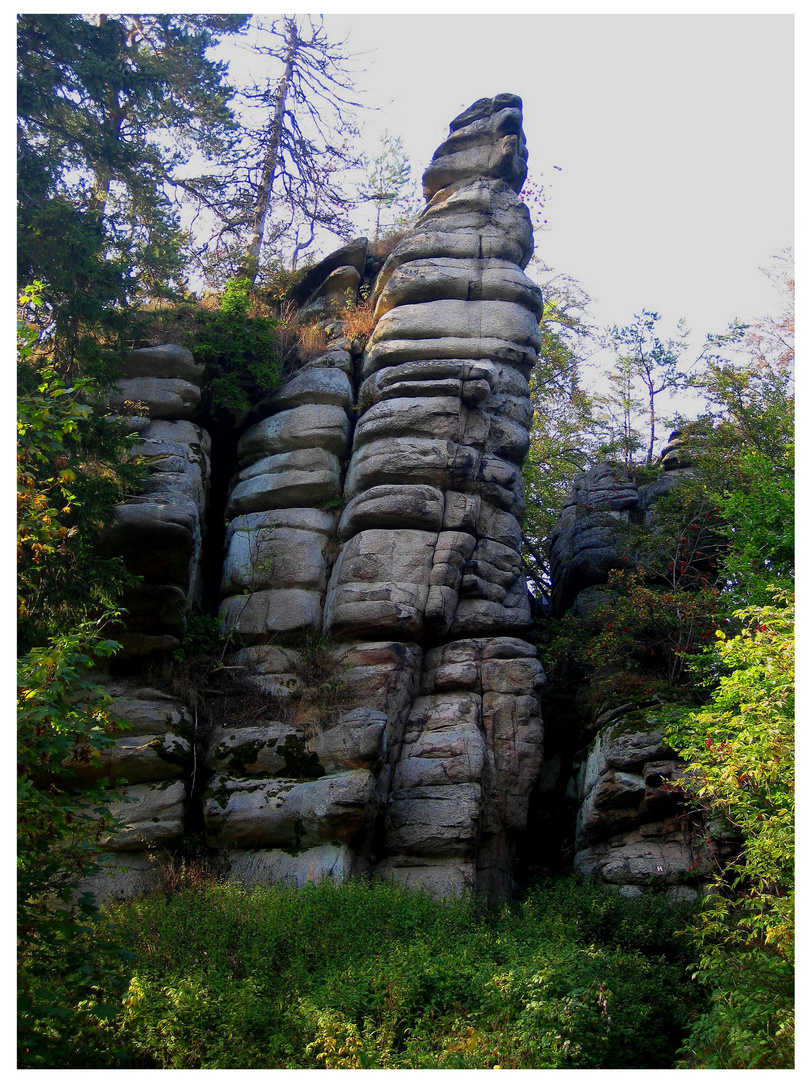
[17,13,245,366]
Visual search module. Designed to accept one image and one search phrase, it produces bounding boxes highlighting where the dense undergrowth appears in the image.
[22,874,707,1069]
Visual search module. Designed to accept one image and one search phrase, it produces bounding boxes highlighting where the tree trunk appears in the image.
[242,18,298,282]
[87,15,124,220]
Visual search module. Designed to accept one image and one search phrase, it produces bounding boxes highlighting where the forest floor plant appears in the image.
[30,876,705,1069]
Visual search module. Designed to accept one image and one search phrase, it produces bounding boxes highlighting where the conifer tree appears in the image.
[17,13,245,367]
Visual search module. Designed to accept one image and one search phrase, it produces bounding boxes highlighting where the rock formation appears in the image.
[88,94,546,903]
[543,442,728,899]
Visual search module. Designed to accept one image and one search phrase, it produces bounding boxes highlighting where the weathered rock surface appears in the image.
[547,462,638,616]
[103,368,212,654]
[96,95,547,903]
[204,770,379,852]
[571,707,712,899]
[196,95,546,899]
[110,344,205,419]
[545,436,721,896]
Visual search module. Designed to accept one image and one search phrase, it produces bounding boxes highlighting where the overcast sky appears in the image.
[9,6,796,351]
[299,13,793,345]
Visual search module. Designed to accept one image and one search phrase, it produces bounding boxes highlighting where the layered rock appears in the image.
[573,706,694,898]
[101,345,211,656]
[198,94,546,899]
[92,95,546,902]
[547,437,715,896]
[548,436,696,616]
[330,94,544,898]
[376,637,544,899]
[219,355,354,644]
[547,462,639,617]
[73,682,195,902]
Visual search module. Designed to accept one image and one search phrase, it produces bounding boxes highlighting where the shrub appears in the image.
[17,620,135,1067]
[17,287,143,649]
[664,595,794,1067]
[71,876,704,1068]
[184,276,283,416]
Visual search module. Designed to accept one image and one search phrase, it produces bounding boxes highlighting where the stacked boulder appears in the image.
[326,94,546,899]
[548,439,696,617]
[204,343,378,883]
[572,704,707,899]
[547,441,715,896]
[547,462,640,617]
[73,682,195,901]
[76,344,209,894]
[91,94,547,901]
[196,94,546,899]
[102,344,211,656]
[218,346,354,646]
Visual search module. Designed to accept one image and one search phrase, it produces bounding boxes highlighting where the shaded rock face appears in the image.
[573,707,695,897]
[98,94,545,902]
[572,704,735,902]
[544,441,715,898]
[74,682,195,903]
[548,462,640,618]
[101,346,212,657]
[548,445,695,617]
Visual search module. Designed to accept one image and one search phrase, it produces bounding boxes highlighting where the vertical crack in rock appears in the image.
[331,94,546,900]
[92,96,548,903]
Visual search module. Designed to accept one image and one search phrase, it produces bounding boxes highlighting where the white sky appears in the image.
[219,10,794,347]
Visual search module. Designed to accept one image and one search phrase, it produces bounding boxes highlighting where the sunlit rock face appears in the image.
[101,95,546,902]
[332,94,545,900]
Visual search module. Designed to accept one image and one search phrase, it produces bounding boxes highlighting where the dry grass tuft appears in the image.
[150,851,225,897]
[295,322,329,360]
[284,635,362,739]
[340,297,376,349]
[368,229,408,261]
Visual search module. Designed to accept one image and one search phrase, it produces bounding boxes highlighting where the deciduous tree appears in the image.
[602,309,690,465]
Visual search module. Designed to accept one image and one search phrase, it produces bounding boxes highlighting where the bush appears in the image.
[58,876,704,1069]
[664,595,794,1068]
[17,620,135,1068]
[184,276,283,416]
[17,286,143,649]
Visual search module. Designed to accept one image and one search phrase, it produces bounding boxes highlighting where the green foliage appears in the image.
[17,620,135,1068]
[17,13,244,356]
[54,876,701,1068]
[522,270,606,602]
[675,948,793,1069]
[188,277,283,415]
[537,476,726,713]
[677,260,794,608]
[664,597,794,1067]
[680,364,794,609]
[601,309,691,466]
[17,288,143,649]
[172,612,227,663]
[260,259,307,303]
